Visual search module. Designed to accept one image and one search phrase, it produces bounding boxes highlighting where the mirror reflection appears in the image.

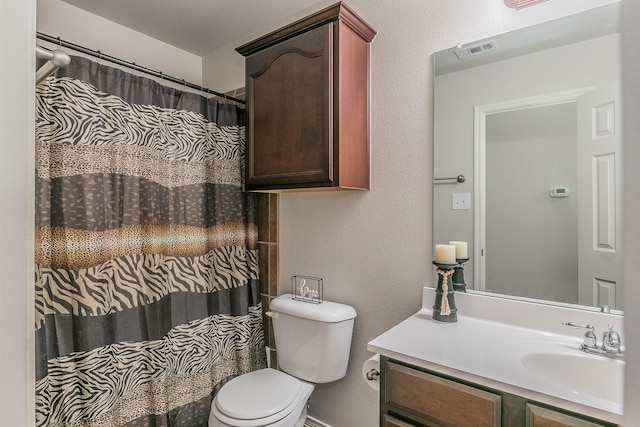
[433,3,622,310]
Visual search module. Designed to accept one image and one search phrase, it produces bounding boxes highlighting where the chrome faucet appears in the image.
[562,322,624,359]
[603,324,622,353]
[563,322,597,349]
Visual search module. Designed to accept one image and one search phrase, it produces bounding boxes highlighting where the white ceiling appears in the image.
[60,0,325,56]
[62,0,620,68]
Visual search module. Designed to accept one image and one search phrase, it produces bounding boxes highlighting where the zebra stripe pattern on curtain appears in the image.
[34,56,265,427]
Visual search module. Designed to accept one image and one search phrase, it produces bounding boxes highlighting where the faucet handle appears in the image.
[562,322,597,348]
[603,324,622,353]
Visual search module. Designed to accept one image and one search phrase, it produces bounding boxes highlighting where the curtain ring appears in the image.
[97,50,102,67]
[181,79,186,91]
[57,36,62,50]
[159,72,164,83]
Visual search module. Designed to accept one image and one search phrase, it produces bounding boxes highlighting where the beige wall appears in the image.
[36,0,203,85]
[202,41,246,94]
[0,0,36,424]
[270,1,623,426]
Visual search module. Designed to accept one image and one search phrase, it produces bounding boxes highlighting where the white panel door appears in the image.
[577,83,622,309]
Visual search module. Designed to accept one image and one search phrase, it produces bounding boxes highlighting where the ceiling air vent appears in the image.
[454,40,497,59]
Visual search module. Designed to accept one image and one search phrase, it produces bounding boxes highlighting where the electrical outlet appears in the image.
[452,193,471,210]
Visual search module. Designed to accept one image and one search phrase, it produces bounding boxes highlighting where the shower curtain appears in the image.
[34,56,265,427]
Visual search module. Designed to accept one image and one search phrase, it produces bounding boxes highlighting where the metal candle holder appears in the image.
[432,261,458,323]
[452,258,469,293]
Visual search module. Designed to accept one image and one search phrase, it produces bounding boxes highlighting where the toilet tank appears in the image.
[269,294,356,383]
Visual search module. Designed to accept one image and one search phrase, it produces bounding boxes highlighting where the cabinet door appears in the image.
[386,362,501,427]
[383,414,419,427]
[245,24,333,189]
[526,404,614,427]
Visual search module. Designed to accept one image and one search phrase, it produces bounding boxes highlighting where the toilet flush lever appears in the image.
[265,311,278,319]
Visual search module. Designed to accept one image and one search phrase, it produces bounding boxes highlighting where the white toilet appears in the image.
[209,294,357,427]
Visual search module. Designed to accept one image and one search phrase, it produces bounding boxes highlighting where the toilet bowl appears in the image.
[209,368,314,427]
[209,295,356,427]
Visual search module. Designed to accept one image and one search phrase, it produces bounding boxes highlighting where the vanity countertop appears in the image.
[367,288,624,425]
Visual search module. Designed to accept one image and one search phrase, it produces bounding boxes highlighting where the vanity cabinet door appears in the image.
[243,24,333,190]
[385,361,501,427]
[525,404,615,427]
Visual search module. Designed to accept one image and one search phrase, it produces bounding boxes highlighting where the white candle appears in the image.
[435,244,456,264]
[449,241,468,259]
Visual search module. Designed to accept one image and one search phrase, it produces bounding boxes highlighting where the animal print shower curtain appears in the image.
[34,56,265,427]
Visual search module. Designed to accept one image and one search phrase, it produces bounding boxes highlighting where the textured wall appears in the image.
[36,0,203,86]
[274,1,620,426]
[0,0,36,424]
[202,41,247,94]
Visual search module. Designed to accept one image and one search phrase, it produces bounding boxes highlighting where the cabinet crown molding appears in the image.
[236,1,376,57]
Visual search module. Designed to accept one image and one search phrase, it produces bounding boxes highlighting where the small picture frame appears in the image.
[291,275,323,304]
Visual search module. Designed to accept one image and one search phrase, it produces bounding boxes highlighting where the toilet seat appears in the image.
[211,369,313,427]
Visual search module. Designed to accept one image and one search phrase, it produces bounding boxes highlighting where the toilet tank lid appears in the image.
[270,294,357,322]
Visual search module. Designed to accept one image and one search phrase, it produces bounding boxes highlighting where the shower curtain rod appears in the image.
[36,45,71,84]
[36,32,245,105]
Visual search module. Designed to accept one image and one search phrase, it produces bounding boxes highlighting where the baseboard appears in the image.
[305,415,333,427]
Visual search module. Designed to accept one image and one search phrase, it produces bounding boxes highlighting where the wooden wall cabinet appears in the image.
[380,357,617,427]
[236,2,376,191]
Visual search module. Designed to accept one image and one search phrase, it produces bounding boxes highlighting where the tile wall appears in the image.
[257,193,279,367]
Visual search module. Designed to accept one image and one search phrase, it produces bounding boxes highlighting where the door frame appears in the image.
[472,87,594,290]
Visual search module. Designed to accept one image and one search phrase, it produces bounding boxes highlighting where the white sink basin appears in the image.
[522,351,624,402]
[497,340,624,411]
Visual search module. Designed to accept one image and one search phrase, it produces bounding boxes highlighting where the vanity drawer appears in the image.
[385,361,501,427]
[382,414,419,427]
[525,404,614,427]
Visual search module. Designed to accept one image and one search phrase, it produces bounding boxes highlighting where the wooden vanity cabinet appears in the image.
[236,2,375,191]
[380,357,617,427]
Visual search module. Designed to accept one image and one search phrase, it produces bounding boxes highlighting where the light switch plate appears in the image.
[452,193,471,210]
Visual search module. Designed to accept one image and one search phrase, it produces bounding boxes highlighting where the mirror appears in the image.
[433,3,622,311]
